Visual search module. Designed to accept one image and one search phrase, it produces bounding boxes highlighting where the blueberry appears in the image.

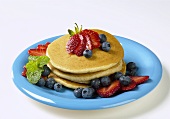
[42,65,51,76]
[126,68,137,76]
[90,78,101,89]
[82,87,95,99]
[119,76,131,86]
[45,78,56,89]
[83,49,92,58]
[126,62,137,71]
[54,83,62,92]
[74,88,83,98]
[99,34,107,43]
[36,78,46,87]
[101,42,111,52]
[100,76,111,87]
[112,72,124,80]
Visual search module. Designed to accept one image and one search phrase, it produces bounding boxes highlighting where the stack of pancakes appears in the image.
[46,29,126,89]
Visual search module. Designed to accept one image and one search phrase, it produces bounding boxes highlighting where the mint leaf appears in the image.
[25,56,50,84]
[26,70,42,84]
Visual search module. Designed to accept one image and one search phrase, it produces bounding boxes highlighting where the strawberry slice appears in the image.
[37,44,47,50]
[37,42,50,50]
[45,42,50,47]
[130,76,149,85]
[81,29,100,49]
[97,80,121,98]
[73,34,86,56]
[66,34,80,54]
[28,49,46,56]
[121,80,137,91]
[80,32,92,50]
[22,66,27,77]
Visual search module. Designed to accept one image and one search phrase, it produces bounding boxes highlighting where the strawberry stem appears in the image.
[68,23,83,36]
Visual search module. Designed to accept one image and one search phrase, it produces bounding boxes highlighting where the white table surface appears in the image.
[1,0,170,119]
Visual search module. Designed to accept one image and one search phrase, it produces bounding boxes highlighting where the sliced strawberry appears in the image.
[73,34,86,56]
[81,29,100,49]
[130,76,149,85]
[80,32,92,50]
[28,49,46,56]
[22,66,27,77]
[66,34,80,54]
[121,80,136,91]
[37,44,47,50]
[97,80,121,98]
[45,42,50,47]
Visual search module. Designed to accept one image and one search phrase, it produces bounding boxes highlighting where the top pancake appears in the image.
[46,29,124,74]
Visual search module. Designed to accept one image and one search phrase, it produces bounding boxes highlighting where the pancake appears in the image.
[48,61,126,89]
[46,29,124,74]
[47,60,125,83]
[48,73,88,89]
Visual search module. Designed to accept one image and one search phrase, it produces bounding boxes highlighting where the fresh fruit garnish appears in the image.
[73,34,86,56]
[121,80,137,91]
[28,49,46,56]
[82,87,96,99]
[74,88,84,98]
[126,62,137,76]
[45,77,56,89]
[66,23,101,56]
[81,29,101,49]
[42,65,51,77]
[28,42,50,56]
[99,34,107,43]
[101,41,111,52]
[97,80,121,98]
[90,78,101,89]
[100,76,111,87]
[36,78,46,87]
[66,34,81,54]
[130,76,149,85]
[119,76,132,86]
[22,66,27,77]
[54,82,63,92]
[83,49,93,58]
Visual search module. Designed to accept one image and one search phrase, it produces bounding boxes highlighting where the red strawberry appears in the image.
[97,80,121,98]
[130,76,149,85]
[73,34,86,56]
[121,80,137,91]
[66,34,80,54]
[22,66,27,77]
[80,32,92,50]
[45,42,50,47]
[28,49,46,56]
[81,29,100,49]
[37,44,47,50]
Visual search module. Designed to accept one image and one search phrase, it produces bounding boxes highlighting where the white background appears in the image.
[1,0,170,119]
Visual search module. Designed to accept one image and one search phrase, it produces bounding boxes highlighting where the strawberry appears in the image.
[81,29,100,49]
[121,80,137,91]
[37,44,47,50]
[37,42,50,50]
[130,76,149,85]
[45,42,50,47]
[22,66,27,77]
[66,34,80,54]
[66,23,100,56]
[73,35,86,56]
[97,80,121,98]
[80,32,92,50]
[28,49,46,56]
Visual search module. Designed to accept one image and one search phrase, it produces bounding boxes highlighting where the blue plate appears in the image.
[12,35,162,110]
